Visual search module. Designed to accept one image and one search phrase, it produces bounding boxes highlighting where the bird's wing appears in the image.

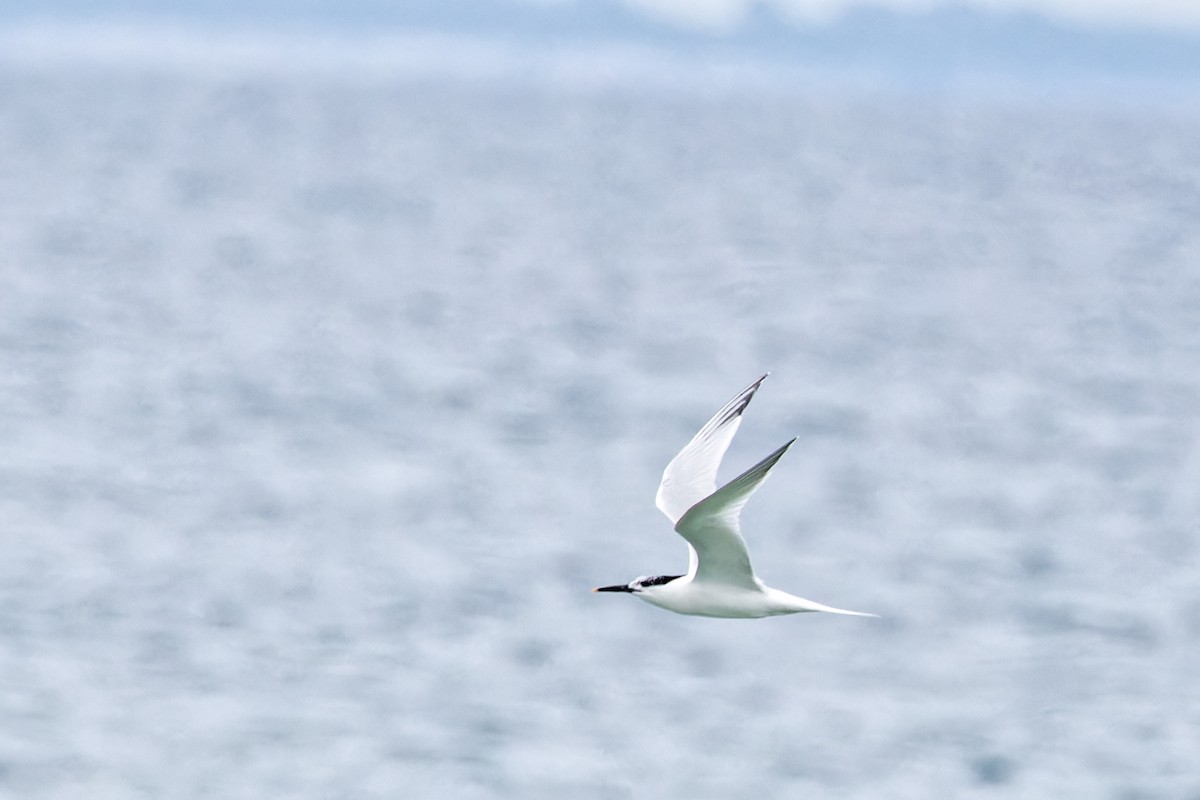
[674,438,796,588]
[655,373,769,525]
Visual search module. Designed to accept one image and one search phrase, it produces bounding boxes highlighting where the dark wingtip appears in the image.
[719,373,771,426]
[752,437,798,476]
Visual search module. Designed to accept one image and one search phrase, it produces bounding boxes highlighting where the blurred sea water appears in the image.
[2,29,1200,799]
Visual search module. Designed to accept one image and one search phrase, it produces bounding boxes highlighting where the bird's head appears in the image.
[593,574,683,594]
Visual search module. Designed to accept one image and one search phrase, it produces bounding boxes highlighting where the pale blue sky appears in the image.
[3,0,1199,92]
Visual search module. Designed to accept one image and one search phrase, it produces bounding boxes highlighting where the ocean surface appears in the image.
[2,30,1200,799]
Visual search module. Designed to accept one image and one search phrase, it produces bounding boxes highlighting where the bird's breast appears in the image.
[636,581,779,619]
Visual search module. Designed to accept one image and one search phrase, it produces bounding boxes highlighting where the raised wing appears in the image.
[674,438,796,588]
[655,373,769,524]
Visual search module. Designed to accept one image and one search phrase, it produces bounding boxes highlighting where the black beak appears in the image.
[593,584,634,593]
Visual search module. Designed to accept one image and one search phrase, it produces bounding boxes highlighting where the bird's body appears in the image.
[595,374,874,619]
[612,579,862,619]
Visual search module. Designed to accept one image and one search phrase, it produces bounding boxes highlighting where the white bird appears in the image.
[595,374,876,619]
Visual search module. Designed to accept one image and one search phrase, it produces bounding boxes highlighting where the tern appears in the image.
[595,374,875,619]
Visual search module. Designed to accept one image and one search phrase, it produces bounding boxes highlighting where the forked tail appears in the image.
[769,588,879,617]
[803,601,879,618]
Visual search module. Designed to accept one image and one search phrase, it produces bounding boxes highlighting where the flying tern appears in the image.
[595,374,875,619]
